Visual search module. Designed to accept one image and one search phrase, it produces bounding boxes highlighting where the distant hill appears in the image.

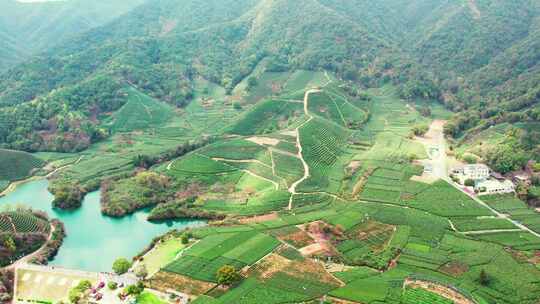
[0,0,388,152]
[0,0,538,158]
[0,0,147,71]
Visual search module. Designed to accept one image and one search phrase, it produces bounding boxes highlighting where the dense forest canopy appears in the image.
[0,0,538,157]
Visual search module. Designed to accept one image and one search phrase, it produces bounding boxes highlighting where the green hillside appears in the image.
[0,0,146,72]
[0,0,388,152]
[0,1,538,301]
[0,149,44,183]
[104,87,175,133]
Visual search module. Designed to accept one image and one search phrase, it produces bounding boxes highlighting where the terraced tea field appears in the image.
[17,71,540,304]
[0,149,44,183]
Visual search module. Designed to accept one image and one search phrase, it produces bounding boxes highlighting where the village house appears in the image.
[475,179,515,195]
[463,164,490,180]
[451,164,516,195]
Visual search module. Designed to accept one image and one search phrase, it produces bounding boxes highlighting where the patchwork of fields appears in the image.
[14,69,540,304]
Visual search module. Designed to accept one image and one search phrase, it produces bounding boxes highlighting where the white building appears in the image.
[463,164,490,181]
[476,179,515,195]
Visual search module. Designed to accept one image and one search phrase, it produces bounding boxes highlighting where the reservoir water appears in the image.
[0,179,205,272]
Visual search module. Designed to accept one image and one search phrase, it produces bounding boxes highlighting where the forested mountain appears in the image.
[0,0,538,158]
[0,0,146,71]
[0,0,388,152]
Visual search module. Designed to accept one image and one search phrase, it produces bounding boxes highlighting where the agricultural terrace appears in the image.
[145,194,540,304]
[0,210,52,267]
[0,211,50,234]
[0,149,44,190]
[27,71,540,304]
[481,194,540,234]
[47,79,242,207]
[140,79,540,304]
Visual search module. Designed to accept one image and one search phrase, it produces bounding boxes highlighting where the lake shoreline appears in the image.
[0,176,44,198]
[0,179,206,272]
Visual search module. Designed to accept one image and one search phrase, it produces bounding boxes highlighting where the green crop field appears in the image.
[0,149,44,182]
[297,117,351,193]
[228,98,303,135]
[104,87,174,132]
[163,231,279,282]
[401,287,454,304]
[13,69,539,304]
[0,211,50,234]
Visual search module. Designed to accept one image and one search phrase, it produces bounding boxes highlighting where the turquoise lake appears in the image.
[0,179,205,272]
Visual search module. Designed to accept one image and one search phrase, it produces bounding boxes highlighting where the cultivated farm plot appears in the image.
[201,190,291,216]
[401,287,453,304]
[143,236,186,275]
[450,217,516,232]
[273,152,304,187]
[0,211,50,234]
[216,253,341,304]
[104,87,174,132]
[227,98,304,136]
[403,181,492,217]
[163,231,279,282]
[307,91,367,128]
[200,139,272,165]
[0,149,44,182]
[297,117,351,193]
[169,153,238,175]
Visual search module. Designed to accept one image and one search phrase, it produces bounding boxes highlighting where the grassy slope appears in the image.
[0,149,44,183]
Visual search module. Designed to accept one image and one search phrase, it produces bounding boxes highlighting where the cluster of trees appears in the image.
[100,172,172,217]
[68,280,93,304]
[51,184,85,210]
[481,128,538,174]
[411,125,429,137]
[112,258,132,275]
[147,200,225,222]
[30,220,66,265]
[0,270,13,302]
[0,76,121,152]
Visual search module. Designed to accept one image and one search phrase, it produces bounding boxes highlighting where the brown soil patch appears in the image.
[279,229,315,248]
[280,258,343,287]
[530,251,540,265]
[352,167,375,198]
[400,193,415,200]
[347,161,361,170]
[299,243,325,256]
[404,279,475,304]
[439,261,469,277]
[326,296,363,304]
[299,221,340,257]
[146,271,215,296]
[239,212,278,224]
[250,253,292,279]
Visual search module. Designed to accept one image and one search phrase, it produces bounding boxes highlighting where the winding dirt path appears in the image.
[287,89,319,209]
[45,155,84,178]
[286,72,333,209]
